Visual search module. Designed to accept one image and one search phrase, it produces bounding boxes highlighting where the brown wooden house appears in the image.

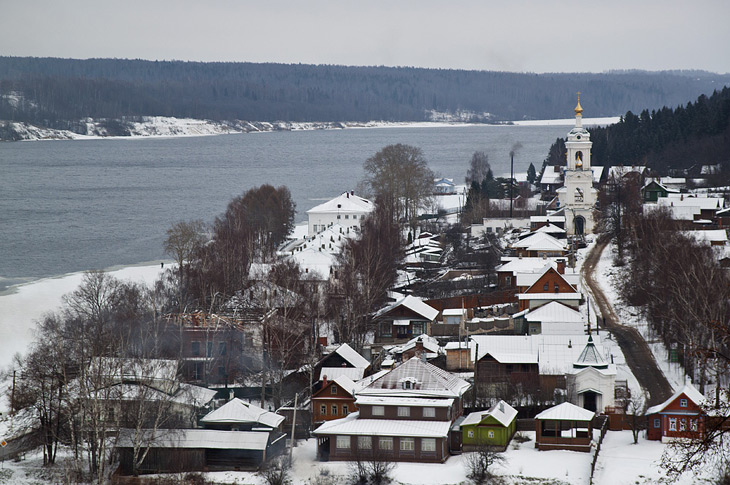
[535,402,595,452]
[646,383,706,441]
[373,295,439,344]
[517,266,581,312]
[312,375,363,425]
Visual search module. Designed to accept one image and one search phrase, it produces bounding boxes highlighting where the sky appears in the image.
[2,0,729,74]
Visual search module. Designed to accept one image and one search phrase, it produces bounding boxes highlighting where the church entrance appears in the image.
[582,390,598,412]
[574,216,585,235]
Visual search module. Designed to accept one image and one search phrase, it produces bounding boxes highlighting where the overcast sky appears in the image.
[3,0,729,74]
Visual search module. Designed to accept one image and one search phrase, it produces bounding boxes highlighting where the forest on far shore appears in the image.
[1,56,729,130]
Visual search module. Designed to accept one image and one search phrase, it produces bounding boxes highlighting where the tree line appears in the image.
[545,86,730,177]
[1,57,729,133]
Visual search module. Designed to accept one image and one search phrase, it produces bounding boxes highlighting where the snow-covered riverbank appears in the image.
[1,116,620,141]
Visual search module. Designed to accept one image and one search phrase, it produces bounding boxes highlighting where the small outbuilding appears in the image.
[460,400,518,450]
[535,402,595,452]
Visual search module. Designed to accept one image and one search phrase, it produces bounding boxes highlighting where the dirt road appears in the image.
[582,239,673,406]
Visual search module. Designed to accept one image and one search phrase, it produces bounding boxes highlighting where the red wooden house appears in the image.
[646,383,706,441]
[517,266,581,312]
[312,375,364,426]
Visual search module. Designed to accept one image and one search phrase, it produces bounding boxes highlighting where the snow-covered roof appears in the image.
[117,428,269,450]
[319,367,366,382]
[608,165,646,179]
[321,375,365,397]
[682,230,728,245]
[200,398,285,429]
[374,295,439,322]
[511,232,567,252]
[525,301,584,324]
[497,257,558,275]
[483,352,539,364]
[443,308,468,316]
[357,369,389,386]
[535,402,595,421]
[471,335,607,376]
[646,382,706,415]
[288,248,335,279]
[333,343,371,369]
[516,264,579,290]
[534,223,566,235]
[359,357,471,398]
[592,166,604,184]
[313,412,451,438]
[461,400,518,428]
[540,166,563,185]
[658,194,724,211]
[573,335,609,369]
[355,396,454,408]
[306,192,374,215]
[390,334,442,356]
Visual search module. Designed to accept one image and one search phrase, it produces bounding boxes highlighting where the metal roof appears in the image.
[116,428,269,450]
[201,398,285,428]
[535,402,595,421]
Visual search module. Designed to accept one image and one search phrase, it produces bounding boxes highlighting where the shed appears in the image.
[535,402,594,452]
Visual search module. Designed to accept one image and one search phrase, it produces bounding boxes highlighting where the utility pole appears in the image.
[510,152,514,218]
[289,392,298,463]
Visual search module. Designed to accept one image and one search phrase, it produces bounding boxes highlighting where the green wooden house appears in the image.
[460,400,518,450]
[641,180,670,203]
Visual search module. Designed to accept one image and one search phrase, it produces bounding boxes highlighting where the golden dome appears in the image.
[575,100,583,115]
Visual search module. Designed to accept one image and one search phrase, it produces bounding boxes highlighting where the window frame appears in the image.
[378,437,393,451]
[669,417,677,431]
[422,407,436,418]
[400,437,415,452]
[372,405,384,416]
[320,404,326,415]
[397,406,410,417]
[336,435,350,450]
[358,436,372,450]
[421,438,436,453]
[331,404,338,416]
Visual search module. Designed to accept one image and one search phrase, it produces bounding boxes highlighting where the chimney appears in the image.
[351,190,354,196]
[557,259,566,274]
[322,375,328,388]
[229,389,234,401]
[347,192,349,198]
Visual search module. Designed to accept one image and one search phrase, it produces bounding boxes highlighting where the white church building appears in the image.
[556,98,599,235]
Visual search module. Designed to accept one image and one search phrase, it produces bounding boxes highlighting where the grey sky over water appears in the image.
[3,0,729,73]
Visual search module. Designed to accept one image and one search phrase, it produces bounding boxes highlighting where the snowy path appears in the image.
[582,240,672,406]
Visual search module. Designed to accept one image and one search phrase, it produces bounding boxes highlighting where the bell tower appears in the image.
[558,95,598,236]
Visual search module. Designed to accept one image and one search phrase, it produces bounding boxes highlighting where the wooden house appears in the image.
[312,375,363,425]
[510,232,568,259]
[373,295,439,343]
[313,357,470,463]
[516,265,581,312]
[646,382,706,441]
[460,400,518,450]
[200,398,285,432]
[535,402,595,452]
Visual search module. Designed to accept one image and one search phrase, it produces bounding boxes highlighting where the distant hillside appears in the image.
[545,87,730,177]
[1,57,729,137]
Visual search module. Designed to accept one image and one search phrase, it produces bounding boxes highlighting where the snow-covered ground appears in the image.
[0,263,167,412]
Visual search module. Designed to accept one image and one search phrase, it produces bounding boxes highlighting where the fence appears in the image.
[589,416,609,484]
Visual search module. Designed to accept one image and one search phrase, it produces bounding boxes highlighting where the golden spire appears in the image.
[575,92,583,115]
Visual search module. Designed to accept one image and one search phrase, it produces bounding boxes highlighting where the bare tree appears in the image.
[362,144,434,226]
[164,219,206,311]
[464,441,506,485]
[625,392,647,444]
[466,151,491,186]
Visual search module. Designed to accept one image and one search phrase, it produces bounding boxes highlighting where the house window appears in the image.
[400,438,415,452]
[331,385,338,395]
[486,227,492,233]
[543,282,549,291]
[378,437,393,450]
[488,430,495,439]
[207,342,213,357]
[332,405,338,416]
[191,341,201,356]
[381,322,392,338]
[554,283,559,293]
[680,398,688,407]
[423,407,436,418]
[337,215,341,219]
[679,419,686,431]
[360,215,365,220]
[336,436,350,449]
[345,214,349,219]
[192,362,202,380]
[467,430,474,438]
[320,405,326,415]
[372,406,384,416]
[343,405,349,416]
[397,407,410,417]
[421,438,436,452]
[358,436,372,449]
[690,419,698,431]
[218,342,226,356]
[505,276,512,286]
[669,418,677,431]
[412,322,424,334]
[654,418,660,428]
[218,365,225,376]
